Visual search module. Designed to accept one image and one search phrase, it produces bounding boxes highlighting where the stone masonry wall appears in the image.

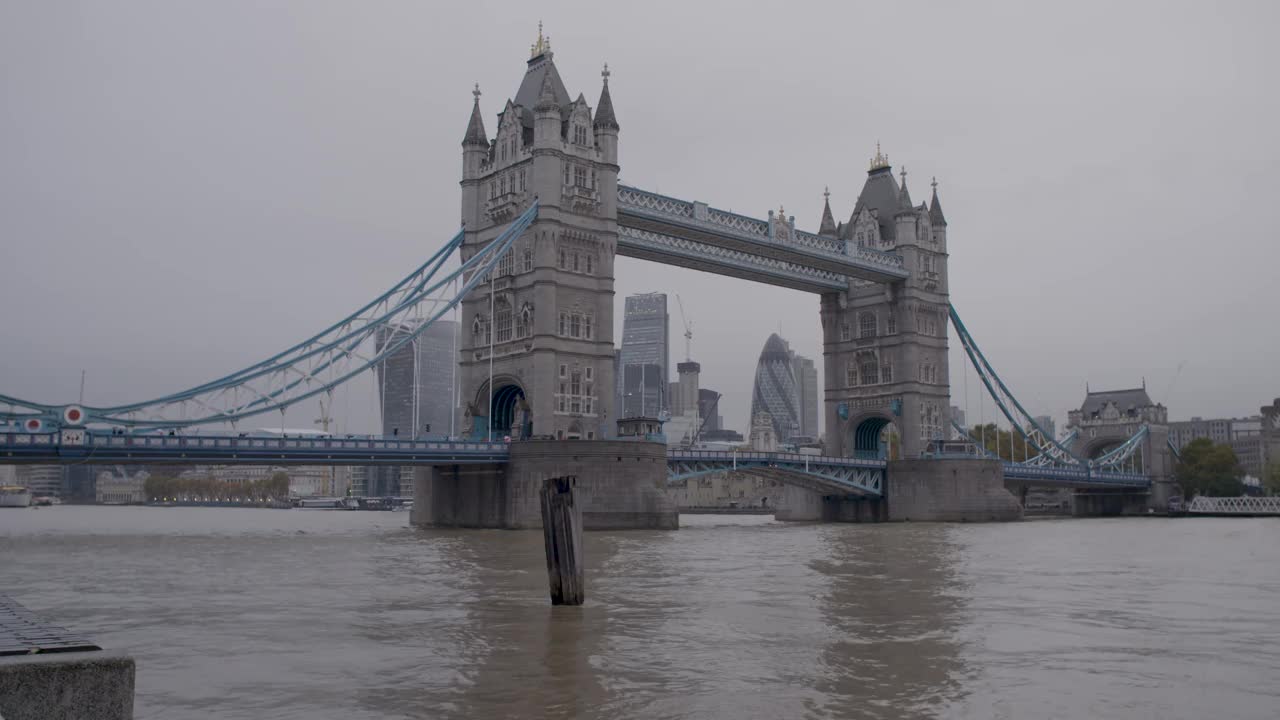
[886,458,1022,522]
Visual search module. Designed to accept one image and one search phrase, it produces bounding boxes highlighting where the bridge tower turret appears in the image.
[456,29,619,441]
[822,148,951,460]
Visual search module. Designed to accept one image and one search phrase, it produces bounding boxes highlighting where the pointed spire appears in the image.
[869,141,890,172]
[929,176,947,226]
[819,186,837,236]
[462,83,488,147]
[530,20,551,58]
[594,62,619,130]
[897,166,912,208]
[534,69,560,112]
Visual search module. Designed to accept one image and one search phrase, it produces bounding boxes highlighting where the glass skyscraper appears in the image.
[750,334,802,444]
[617,293,669,418]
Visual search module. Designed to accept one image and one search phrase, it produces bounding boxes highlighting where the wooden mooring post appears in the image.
[539,475,584,605]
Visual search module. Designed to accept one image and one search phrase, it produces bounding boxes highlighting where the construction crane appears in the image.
[675,293,693,361]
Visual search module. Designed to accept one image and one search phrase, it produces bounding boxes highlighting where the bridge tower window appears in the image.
[881,362,893,384]
[494,302,512,343]
[846,361,858,387]
[523,245,533,272]
[860,359,879,385]
[858,312,877,339]
[887,313,897,335]
[574,166,588,188]
[840,322,851,342]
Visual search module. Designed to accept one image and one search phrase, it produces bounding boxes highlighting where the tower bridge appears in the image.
[0,29,1170,525]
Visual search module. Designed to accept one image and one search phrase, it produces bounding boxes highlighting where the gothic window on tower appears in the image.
[859,312,877,339]
[564,165,571,185]
[572,252,580,272]
[881,362,893,384]
[516,305,532,338]
[519,169,526,192]
[573,125,588,146]
[840,322,851,342]
[558,312,568,336]
[860,359,879,386]
[559,248,567,270]
[523,245,533,273]
[584,254,593,275]
[887,313,897,335]
[489,181,496,200]
[570,313,581,338]
[846,361,858,387]
[574,166,588,188]
[498,251,514,278]
[494,302,512,343]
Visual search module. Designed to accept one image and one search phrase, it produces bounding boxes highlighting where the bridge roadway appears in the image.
[2,431,1149,494]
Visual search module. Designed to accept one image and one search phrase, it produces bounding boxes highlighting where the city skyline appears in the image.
[0,4,1275,439]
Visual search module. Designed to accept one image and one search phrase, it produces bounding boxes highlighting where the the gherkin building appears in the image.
[750,334,801,443]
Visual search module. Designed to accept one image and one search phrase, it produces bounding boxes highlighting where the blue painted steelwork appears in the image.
[0,203,540,430]
[1090,425,1148,469]
[616,185,909,283]
[667,449,885,496]
[950,304,1083,467]
[617,225,847,293]
[0,430,509,466]
[1002,462,1147,488]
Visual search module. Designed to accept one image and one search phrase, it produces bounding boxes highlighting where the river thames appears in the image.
[3,506,1278,719]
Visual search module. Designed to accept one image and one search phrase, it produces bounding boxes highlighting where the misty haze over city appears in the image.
[2,1,1275,436]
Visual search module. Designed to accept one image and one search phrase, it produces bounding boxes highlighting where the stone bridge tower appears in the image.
[822,148,952,459]
[458,29,619,440]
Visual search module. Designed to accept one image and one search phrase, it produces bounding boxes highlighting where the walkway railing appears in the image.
[0,431,510,465]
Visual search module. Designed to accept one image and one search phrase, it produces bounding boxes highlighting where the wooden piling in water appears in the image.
[539,475,584,605]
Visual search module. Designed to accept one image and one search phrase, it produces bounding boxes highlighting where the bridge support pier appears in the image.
[1071,490,1150,517]
[410,440,678,530]
[885,459,1022,522]
[774,484,886,522]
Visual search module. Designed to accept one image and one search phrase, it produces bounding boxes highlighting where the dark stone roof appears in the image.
[594,80,618,130]
[818,196,837,236]
[513,53,571,127]
[850,166,903,240]
[929,187,947,226]
[462,97,488,147]
[1079,387,1155,418]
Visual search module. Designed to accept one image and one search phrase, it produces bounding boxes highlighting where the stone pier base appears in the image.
[886,458,1023,522]
[410,440,678,530]
[1072,490,1150,517]
[774,483,886,522]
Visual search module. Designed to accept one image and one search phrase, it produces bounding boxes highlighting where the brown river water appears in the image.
[2,506,1278,719]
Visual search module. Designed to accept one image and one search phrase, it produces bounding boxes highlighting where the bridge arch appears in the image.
[849,413,899,460]
[474,377,527,439]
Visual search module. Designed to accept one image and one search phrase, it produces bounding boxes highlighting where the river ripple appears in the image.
[2,507,1278,719]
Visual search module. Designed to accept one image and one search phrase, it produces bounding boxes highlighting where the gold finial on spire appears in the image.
[472,82,481,102]
[900,166,907,184]
[869,141,890,171]
[823,185,830,201]
[931,175,938,191]
[531,20,551,58]
[602,62,610,84]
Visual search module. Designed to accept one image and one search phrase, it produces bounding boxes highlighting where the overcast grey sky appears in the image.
[1,1,1276,436]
